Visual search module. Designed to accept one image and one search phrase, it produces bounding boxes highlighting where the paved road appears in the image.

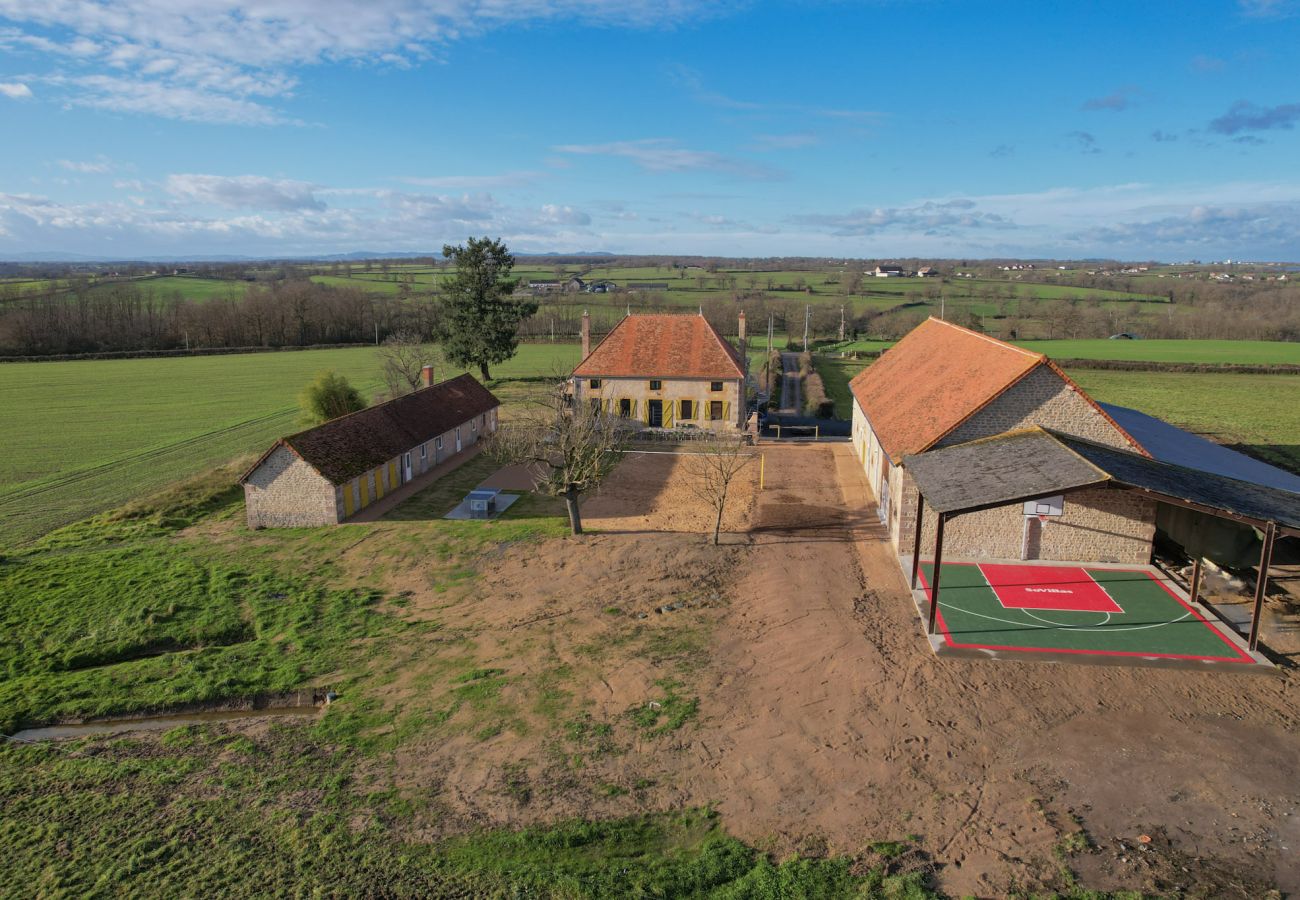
[778,352,802,414]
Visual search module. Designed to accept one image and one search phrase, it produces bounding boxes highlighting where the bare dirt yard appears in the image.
[189,442,1300,895]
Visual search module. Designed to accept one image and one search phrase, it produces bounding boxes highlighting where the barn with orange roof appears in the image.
[849,317,1153,563]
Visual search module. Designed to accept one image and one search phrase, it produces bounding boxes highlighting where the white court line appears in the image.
[939,600,1192,633]
[945,565,1191,633]
[1023,608,1112,628]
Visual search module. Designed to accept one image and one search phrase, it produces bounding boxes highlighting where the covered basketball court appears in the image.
[901,428,1300,669]
[914,560,1259,666]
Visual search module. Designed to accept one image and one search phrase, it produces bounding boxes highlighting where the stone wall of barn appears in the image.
[895,474,1156,565]
[243,446,341,528]
[938,364,1136,450]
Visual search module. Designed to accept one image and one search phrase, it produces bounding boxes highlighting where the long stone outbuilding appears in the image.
[239,370,499,528]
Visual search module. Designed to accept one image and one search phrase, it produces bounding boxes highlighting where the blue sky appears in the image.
[2,0,1299,260]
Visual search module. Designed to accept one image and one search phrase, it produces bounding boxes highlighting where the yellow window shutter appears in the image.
[723,401,730,423]
[664,401,674,427]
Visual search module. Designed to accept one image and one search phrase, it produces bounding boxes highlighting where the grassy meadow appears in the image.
[0,439,928,897]
[1015,338,1300,365]
[1069,370,1300,473]
[0,343,581,546]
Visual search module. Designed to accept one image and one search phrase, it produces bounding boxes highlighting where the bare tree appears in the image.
[685,439,756,546]
[487,383,631,534]
[378,329,433,397]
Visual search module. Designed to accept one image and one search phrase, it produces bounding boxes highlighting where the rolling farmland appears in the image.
[0,343,581,545]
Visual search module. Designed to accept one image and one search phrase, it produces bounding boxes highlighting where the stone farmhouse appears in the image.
[240,371,499,528]
[850,317,1155,563]
[571,311,749,431]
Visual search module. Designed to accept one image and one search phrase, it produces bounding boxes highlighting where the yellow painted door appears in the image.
[360,477,370,507]
[663,401,674,427]
[343,483,354,517]
[374,469,385,500]
[389,460,399,487]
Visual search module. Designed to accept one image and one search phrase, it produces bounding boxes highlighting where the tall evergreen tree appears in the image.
[438,237,536,381]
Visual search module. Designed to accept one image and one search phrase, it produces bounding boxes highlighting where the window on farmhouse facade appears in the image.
[618,399,632,418]
[709,401,723,420]
[420,444,427,459]
[590,399,602,415]
[680,400,694,419]
[589,378,602,389]
[710,381,723,392]
[435,436,443,450]
[649,379,662,391]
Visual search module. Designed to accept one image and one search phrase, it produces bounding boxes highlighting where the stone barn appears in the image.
[850,317,1156,564]
[570,311,749,431]
[240,371,499,528]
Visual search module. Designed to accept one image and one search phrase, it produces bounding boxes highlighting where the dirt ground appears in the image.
[310,443,1300,895]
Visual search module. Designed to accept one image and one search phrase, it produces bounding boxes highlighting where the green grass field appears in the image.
[1017,339,1300,365]
[139,275,248,300]
[1069,370,1300,473]
[0,343,582,546]
[0,450,924,898]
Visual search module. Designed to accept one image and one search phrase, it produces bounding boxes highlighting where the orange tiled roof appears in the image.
[849,318,1047,463]
[573,313,745,379]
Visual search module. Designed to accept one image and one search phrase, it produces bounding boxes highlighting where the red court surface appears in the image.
[915,561,1267,669]
[978,563,1123,613]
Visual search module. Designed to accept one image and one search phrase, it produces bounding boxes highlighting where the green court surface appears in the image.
[918,562,1255,665]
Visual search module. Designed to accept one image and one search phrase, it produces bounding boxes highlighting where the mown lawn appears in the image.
[0,343,581,546]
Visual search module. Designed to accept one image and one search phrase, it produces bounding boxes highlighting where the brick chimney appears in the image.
[580,310,591,358]
[738,310,747,373]
[421,365,435,388]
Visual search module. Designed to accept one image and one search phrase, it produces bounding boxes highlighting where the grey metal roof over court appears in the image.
[903,426,1300,535]
[901,429,1106,514]
[1098,402,1300,493]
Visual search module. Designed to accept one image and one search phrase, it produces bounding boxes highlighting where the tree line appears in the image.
[0,277,443,356]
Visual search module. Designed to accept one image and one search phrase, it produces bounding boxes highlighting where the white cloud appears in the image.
[791,199,1013,237]
[752,133,819,150]
[165,174,324,211]
[0,81,32,99]
[400,171,542,189]
[554,139,784,180]
[537,204,591,226]
[57,157,112,174]
[50,74,292,125]
[0,1,730,124]
[786,181,1300,257]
